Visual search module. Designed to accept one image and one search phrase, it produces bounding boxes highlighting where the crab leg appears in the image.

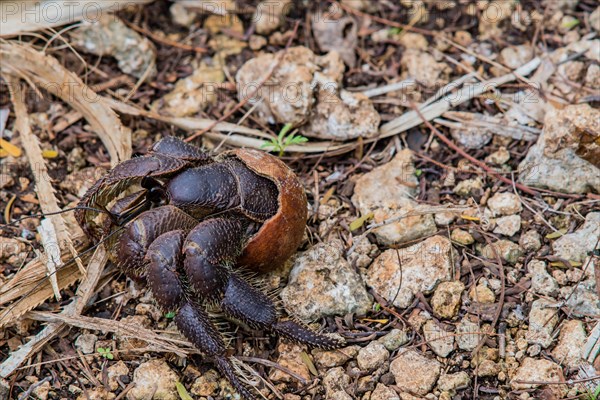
[144,230,256,400]
[221,273,344,350]
[183,218,344,349]
[182,217,247,297]
[117,205,197,277]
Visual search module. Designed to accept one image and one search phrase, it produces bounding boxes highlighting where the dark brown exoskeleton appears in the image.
[75,137,343,399]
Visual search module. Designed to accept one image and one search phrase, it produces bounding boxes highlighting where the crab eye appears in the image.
[148,186,168,206]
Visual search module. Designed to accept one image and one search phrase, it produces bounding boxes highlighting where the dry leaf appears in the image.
[312,13,358,67]
[0,138,22,157]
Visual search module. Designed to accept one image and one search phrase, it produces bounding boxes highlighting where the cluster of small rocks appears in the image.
[273,142,600,398]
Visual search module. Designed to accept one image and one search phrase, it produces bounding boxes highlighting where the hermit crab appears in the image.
[75,136,343,399]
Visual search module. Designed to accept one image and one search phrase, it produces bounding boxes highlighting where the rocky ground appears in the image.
[0,1,599,400]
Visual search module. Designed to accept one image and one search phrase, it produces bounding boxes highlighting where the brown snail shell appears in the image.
[229,149,307,272]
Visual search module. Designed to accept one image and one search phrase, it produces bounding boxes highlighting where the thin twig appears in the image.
[235,356,309,385]
[122,19,207,53]
[410,101,541,197]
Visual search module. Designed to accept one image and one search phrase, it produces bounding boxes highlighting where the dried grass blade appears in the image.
[0,245,108,378]
[380,57,542,137]
[36,219,63,300]
[0,0,154,37]
[4,76,85,279]
[0,41,131,165]
[26,311,194,357]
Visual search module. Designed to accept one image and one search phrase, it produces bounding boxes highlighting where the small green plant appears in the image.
[261,123,308,157]
[165,311,176,319]
[592,384,600,400]
[388,27,402,35]
[176,382,193,400]
[583,384,600,400]
[561,18,580,30]
[97,347,114,360]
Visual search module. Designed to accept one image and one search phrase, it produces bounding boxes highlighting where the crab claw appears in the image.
[76,136,215,240]
[77,155,181,239]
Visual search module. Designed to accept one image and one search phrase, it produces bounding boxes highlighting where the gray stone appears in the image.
[378,329,409,351]
[519,230,542,252]
[73,15,156,79]
[518,104,600,194]
[481,239,523,264]
[454,177,483,197]
[366,236,453,308]
[74,333,98,355]
[323,367,351,399]
[498,44,534,69]
[451,228,474,245]
[423,320,454,357]
[437,371,470,392]
[254,0,291,34]
[352,150,436,245]
[313,346,359,368]
[281,240,372,320]
[528,260,559,296]
[127,360,178,400]
[565,279,600,317]
[553,212,600,263]
[371,383,400,400]
[526,299,559,348]
[390,350,441,396]
[456,318,482,351]
[493,215,521,236]
[357,341,389,371]
[487,192,522,216]
[510,358,566,397]
[551,320,586,368]
[431,281,464,319]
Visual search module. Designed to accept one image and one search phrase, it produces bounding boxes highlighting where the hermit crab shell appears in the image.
[228,149,307,272]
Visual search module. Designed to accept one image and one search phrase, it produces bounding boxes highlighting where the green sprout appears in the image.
[165,311,176,319]
[97,347,114,360]
[583,384,600,400]
[261,123,308,157]
[561,18,580,30]
[176,382,194,400]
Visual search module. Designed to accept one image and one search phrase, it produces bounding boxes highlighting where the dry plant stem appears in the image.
[36,220,62,300]
[360,79,416,98]
[0,245,108,379]
[0,0,154,37]
[471,228,506,396]
[105,49,538,155]
[380,57,542,137]
[101,96,270,138]
[184,21,301,143]
[121,19,208,53]
[0,249,83,318]
[236,356,309,385]
[25,311,194,357]
[0,41,131,164]
[411,103,541,197]
[584,321,600,362]
[5,77,85,280]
